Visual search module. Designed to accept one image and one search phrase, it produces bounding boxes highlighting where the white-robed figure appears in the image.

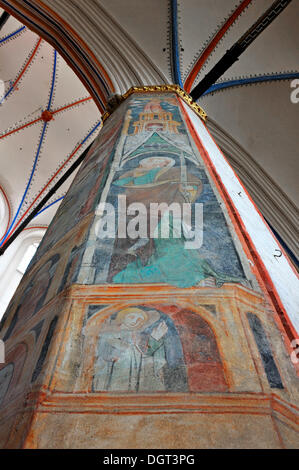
[92,307,188,392]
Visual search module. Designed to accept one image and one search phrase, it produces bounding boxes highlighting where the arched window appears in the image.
[0,229,46,320]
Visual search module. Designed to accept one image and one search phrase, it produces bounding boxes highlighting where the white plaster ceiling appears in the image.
[0,7,101,244]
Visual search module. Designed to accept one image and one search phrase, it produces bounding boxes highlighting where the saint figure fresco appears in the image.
[92,307,188,392]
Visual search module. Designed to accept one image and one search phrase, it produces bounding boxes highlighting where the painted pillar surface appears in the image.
[0,89,298,449]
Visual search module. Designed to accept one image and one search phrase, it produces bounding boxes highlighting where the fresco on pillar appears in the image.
[0,253,60,342]
[82,304,228,393]
[0,213,91,345]
[92,94,251,289]
[0,342,27,409]
[29,106,124,267]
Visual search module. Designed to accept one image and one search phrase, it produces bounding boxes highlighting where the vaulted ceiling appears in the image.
[0,6,101,247]
[0,0,298,259]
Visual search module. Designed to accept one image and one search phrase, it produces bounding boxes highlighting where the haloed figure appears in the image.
[92,307,188,392]
[109,156,243,288]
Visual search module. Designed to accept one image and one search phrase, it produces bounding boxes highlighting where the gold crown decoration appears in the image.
[102,85,207,123]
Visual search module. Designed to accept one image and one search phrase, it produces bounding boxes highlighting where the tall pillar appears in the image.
[0,86,298,449]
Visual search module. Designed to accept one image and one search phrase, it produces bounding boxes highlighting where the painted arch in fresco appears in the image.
[92,305,228,393]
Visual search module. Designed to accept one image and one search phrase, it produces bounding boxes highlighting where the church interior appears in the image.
[0,0,298,449]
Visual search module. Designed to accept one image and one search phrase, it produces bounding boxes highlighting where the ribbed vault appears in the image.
[0,0,298,262]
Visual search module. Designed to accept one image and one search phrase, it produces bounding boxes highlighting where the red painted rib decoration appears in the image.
[51,97,93,115]
[184,0,253,93]
[0,97,93,141]
[41,110,54,122]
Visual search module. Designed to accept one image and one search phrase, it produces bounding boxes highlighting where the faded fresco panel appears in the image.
[91,94,250,289]
[90,304,227,393]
